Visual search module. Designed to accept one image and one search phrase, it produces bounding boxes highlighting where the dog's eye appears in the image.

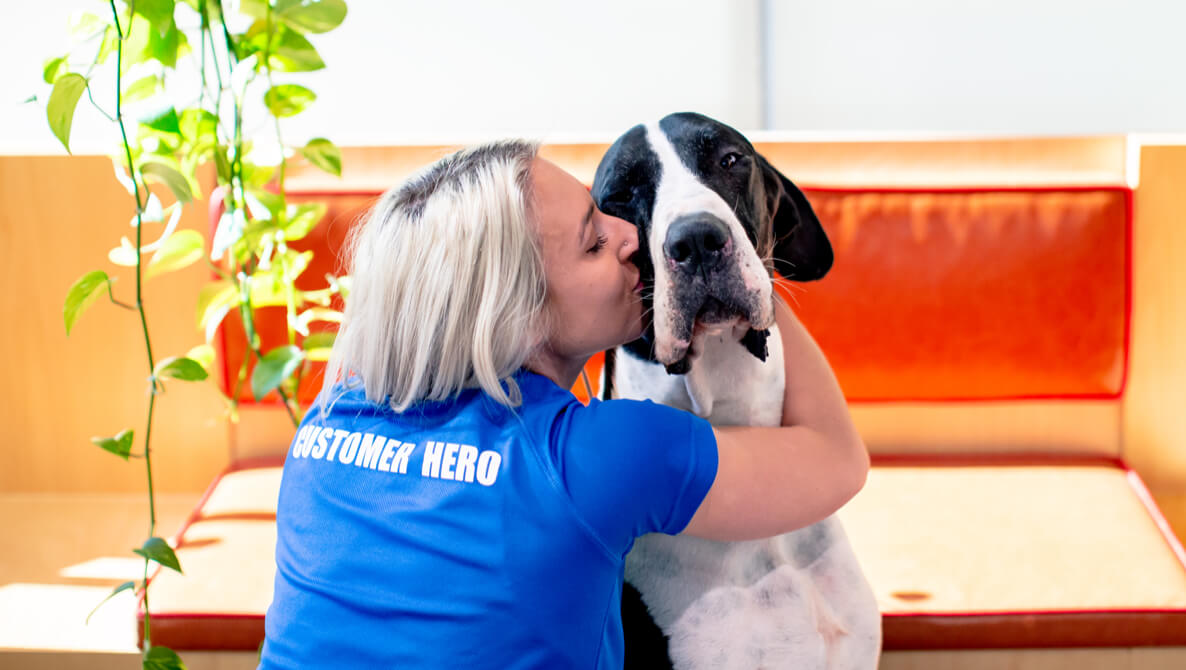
[720,153,740,170]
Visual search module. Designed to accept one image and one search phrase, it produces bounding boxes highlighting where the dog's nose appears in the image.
[664,214,730,273]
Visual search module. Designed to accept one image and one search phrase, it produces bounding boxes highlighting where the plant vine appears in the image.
[48,1,349,667]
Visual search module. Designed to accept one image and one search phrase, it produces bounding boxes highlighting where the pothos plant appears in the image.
[45,1,349,667]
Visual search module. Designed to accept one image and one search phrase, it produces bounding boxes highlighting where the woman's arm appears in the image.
[681,299,869,541]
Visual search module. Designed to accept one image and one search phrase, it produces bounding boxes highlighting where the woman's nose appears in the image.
[615,216,640,262]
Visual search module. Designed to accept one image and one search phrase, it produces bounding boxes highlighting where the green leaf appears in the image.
[302,331,336,362]
[133,0,176,36]
[147,229,204,279]
[251,345,305,400]
[264,83,316,118]
[213,145,232,183]
[123,74,164,104]
[242,162,277,188]
[178,109,218,152]
[275,0,347,33]
[155,356,209,381]
[91,430,134,460]
[42,56,67,84]
[196,280,239,342]
[68,11,108,40]
[134,537,183,574]
[124,14,188,69]
[246,188,285,221]
[299,138,341,176]
[239,0,269,20]
[143,645,188,670]
[293,306,340,335]
[143,107,182,136]
[282,202,326,239]
[141,162,194,204]
[46,73,87,154]
[86,580,137,625]
[186,344,216,373]
[266,26,326,72]
[64,270,111,335]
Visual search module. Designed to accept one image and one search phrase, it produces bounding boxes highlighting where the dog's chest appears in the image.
[613,325,785,427]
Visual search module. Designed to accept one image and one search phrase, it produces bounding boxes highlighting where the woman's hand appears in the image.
[681,300,869,541]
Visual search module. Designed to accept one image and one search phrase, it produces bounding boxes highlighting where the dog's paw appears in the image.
[666,566,829,670]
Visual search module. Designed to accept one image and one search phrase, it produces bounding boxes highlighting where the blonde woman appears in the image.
[259,140,868,669]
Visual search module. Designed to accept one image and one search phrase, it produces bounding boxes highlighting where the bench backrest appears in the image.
[217,182,1131,459]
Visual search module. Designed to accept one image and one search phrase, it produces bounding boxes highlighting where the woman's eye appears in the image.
[588,234,608,254]
[720,153,740,169]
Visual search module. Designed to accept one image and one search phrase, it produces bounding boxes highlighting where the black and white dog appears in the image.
[592,113,881,669]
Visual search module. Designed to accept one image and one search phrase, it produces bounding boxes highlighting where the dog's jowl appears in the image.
[593,112,880,670]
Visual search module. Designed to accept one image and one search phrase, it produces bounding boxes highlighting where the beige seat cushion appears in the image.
[839,461,1186,647]
[142,460,1186,650]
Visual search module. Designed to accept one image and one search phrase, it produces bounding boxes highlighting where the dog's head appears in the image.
[592,112,832,372]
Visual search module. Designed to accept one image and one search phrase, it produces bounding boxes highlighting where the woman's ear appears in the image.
[758,154,833,282]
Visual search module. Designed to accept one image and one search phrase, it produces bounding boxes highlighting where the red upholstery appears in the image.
[789,188,1130,402]
[218,187,1130,405]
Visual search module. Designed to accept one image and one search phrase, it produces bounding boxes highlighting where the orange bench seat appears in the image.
[140,178,1186,658]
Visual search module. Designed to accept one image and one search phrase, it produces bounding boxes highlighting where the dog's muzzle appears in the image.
[654,213,773,372]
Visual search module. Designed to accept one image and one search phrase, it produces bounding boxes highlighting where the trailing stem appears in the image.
[108,0,159,653]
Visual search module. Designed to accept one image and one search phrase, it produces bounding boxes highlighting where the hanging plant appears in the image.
[43,1,349,667]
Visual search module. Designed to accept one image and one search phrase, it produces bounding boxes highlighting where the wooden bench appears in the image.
[139,141,1186,667]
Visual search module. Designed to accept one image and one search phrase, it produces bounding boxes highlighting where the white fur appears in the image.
[643,122,774,365]
[610,123,882,669]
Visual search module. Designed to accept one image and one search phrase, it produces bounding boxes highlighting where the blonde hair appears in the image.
[323,139,545,412]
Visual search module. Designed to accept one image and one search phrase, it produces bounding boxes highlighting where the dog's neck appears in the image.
[612,325,785,427]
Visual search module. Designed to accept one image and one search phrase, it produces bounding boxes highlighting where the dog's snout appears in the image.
[664,215,730,273]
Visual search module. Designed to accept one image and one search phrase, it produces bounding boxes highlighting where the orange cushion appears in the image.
[217,187,1130,405]
[790,188,1130,402]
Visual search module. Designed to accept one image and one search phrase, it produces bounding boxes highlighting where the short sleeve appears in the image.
[547,397,718,553]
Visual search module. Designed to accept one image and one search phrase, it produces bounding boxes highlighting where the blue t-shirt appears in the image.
[259,370,717,670]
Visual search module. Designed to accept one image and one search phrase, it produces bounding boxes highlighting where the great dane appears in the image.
[592,112,881,669]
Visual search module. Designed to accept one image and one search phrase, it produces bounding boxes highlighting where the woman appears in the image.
[259,140,868,669]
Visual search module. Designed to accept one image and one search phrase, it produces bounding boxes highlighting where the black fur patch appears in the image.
[740,328,769,362]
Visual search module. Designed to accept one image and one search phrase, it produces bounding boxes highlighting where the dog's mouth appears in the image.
[656,286,772,373]
[694,296,735,326]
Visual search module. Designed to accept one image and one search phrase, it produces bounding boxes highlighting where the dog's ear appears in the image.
[758,154,832,281]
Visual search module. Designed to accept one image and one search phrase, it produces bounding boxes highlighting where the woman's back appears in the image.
[260,371,716,669]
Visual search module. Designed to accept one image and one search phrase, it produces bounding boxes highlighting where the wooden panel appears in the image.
[1124,145,1186,494]
[282,136,1130,192]
[851,400,1120,457]
[754,135,1130,188]
[0,156,230,493]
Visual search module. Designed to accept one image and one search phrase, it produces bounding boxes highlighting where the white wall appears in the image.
[0,0,761,154]
[2,0,1184,155]
[768,0,1186,134]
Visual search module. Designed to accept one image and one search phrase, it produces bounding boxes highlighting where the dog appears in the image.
[592,112,881,670]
